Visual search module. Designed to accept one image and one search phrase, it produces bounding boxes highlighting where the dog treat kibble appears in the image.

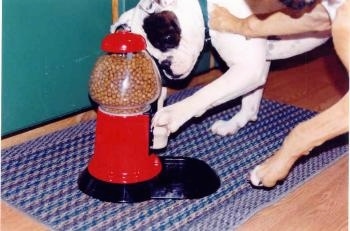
[89,53,160,114]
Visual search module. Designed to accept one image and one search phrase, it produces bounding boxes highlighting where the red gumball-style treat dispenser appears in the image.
[78,31,220,203]
[78,31,162,202]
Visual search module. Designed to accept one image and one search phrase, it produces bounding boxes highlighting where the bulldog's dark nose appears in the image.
[160,59,171,70]
[159,59,181,79]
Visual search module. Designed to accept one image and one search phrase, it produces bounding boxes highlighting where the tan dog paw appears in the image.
[250,150,297,187]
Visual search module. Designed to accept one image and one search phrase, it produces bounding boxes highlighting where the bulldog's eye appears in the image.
[164,33,178,44]
[147,3,153,11]
[164,34,173,42]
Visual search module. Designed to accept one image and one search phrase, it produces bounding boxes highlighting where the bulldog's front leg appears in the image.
[151,96,202,149]
[152,93,207,134]
[211,61,271,136]
[250,93,349,187]
[152,58,267,148]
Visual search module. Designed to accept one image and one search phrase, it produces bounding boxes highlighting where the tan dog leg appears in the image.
[209,3,330,37]
[251,92,348,187]
[251,1,349,187]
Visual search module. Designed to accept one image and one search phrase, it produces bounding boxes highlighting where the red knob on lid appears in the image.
[101,31,146,53]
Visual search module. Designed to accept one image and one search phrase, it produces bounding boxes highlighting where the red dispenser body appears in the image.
[88,109,161,184]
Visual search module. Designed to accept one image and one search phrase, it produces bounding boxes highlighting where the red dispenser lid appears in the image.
[101,31,146,53]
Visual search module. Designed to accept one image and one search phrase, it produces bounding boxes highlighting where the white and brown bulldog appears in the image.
[111,0,346,186]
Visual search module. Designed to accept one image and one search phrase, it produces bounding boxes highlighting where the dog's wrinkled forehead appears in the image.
[279,0,316,10]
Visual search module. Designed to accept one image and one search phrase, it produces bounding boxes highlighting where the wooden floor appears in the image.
[1,41,348,231]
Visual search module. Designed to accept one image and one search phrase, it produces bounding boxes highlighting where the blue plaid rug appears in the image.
[2,87,348,231]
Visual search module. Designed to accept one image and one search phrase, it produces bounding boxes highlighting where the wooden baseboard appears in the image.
[1,110,97,149]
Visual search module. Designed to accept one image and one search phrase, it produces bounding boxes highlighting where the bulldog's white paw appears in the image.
[152,126,170,149]
[212,107,260,136]
[151,103,194,149]
[210,120,241,136]
[152,100,195,134]
[210,111,256,136]
[153,107,183,133]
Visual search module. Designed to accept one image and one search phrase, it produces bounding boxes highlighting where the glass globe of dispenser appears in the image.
[89,31,161,114]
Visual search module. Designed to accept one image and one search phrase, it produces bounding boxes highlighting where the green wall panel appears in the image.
[2,0,212,136]
[118,0,139,12]
[2,0,111,135]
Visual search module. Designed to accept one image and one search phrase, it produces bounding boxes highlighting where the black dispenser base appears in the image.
[78,156,220,203]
